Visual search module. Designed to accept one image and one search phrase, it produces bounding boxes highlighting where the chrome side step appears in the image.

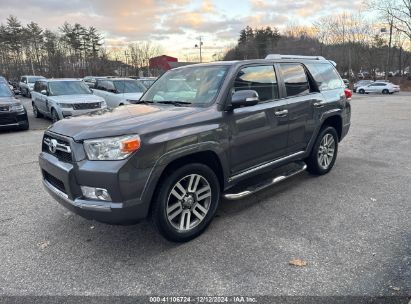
[223,161,307,200]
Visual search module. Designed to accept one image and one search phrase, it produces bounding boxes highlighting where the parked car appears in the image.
[39,54,351,242]
[92,78,146,108]
[0,82,29,130]
[83,76,107,88]
[357,82,400,94]
[342,79,349,88]
[136,77,157,89]
[19,75,45,97]
[353,80,374,92]
[0,76,13,91]
[31,79,107,122]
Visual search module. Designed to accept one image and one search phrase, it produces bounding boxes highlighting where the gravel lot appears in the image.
[0,93,410,297]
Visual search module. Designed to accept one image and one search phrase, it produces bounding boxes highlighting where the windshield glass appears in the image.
[114,80,146,93]
[49,81,92,96]
[141,65,229,106]
[0,83,12,97]
[28,76,44,83]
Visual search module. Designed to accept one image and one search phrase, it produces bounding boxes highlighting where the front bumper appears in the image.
[39,148,152,224]
[0,111,28,129]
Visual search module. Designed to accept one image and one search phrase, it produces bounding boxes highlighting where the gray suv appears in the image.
[39,55,351,242]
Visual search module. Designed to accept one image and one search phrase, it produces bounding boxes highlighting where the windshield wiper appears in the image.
[134,100,154,104]
[155,100,192,107]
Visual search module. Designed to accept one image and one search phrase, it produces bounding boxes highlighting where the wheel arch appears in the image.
[322,115,343,141]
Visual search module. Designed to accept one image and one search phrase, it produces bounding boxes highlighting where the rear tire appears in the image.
[151,163,220,242]
[382,89,389,94]
[305,126,339,175]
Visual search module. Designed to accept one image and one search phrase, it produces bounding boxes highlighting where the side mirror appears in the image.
[230,90,259,109]
[40,90,48,95]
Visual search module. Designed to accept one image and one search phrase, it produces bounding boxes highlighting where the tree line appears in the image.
[0,16,163,80]
[224,2,411,81]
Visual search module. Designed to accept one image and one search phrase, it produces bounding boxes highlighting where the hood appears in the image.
[49,104,201,141]
[0,96,20,106]
[49,94,104,104]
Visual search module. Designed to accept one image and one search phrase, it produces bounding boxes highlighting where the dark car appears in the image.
[0,82,29,130]
[39,55,351,242]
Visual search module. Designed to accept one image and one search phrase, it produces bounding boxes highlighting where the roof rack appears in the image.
[265,54,326,60]
[265,54,336,67]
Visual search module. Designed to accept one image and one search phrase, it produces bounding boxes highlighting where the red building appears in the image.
[149,55,197,75]
[149,55,178,71]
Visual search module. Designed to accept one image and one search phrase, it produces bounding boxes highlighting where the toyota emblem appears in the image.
[49,139,58,154]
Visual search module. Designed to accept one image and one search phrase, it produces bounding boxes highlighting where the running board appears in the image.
[223,161,307,200]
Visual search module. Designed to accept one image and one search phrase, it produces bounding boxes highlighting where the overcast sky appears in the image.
[0,0,366,60]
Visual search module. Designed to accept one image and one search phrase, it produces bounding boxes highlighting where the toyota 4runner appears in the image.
[39,55,351,242]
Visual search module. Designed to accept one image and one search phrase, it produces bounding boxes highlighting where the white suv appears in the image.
[31,79,107,122]
[19,75,45,97]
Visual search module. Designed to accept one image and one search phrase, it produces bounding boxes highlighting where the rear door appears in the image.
[277,62,321,153]
[227,64,289,175]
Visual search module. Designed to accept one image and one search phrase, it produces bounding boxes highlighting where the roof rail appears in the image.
[265,54,327,60]
[265,54,337,67]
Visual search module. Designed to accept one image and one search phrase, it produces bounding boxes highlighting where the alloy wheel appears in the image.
[317,133,335,170]
[166,174,212,231]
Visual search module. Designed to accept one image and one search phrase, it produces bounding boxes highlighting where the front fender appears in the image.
[138,141,229,211]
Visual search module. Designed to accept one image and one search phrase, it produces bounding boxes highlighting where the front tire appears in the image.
[51,109,60,123]
[306,126,339,175]
[32,103,42,118]
[359,89,365,94]
[151,163,220,242]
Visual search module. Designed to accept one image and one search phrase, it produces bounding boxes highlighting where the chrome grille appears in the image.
[42,135,73,163]
[72,102,101,110]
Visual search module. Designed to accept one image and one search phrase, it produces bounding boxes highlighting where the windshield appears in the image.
[28,76,44,83]
[114,80,146,94]
[141,66,229,106]
[0,83,12,97]
[49,81,92,96]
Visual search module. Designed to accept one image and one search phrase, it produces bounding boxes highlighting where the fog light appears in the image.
[81,186,112,201]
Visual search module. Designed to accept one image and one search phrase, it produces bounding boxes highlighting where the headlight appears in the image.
[11,104,24,112]
[57,103,72,109]
[100,100,107,108]
[83,134,141,160]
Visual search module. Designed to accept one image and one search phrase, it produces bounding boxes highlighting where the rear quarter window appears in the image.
[305,62,344,91]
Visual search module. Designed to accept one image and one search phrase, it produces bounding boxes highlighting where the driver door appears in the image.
[227,65,289,175]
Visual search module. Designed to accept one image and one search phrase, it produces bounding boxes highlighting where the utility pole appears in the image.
[195,36,203,63]
[384,20,393,81]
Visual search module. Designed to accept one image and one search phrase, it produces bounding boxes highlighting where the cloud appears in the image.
[0,0,370,60]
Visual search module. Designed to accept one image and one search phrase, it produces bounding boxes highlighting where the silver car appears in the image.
[31,79,107,122]
[19,75,45,97]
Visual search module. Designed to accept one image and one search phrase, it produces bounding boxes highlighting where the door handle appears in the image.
[313,102,325,108]
[274,109,288,117]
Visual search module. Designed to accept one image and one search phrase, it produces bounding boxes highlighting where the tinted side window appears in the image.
[305,62,344,91]
[40,82,48,92]
[279,63,310,97]
[96,80,107,90]
[21,77,26,83]
[233,65,279,102]
[34,81,41,92]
